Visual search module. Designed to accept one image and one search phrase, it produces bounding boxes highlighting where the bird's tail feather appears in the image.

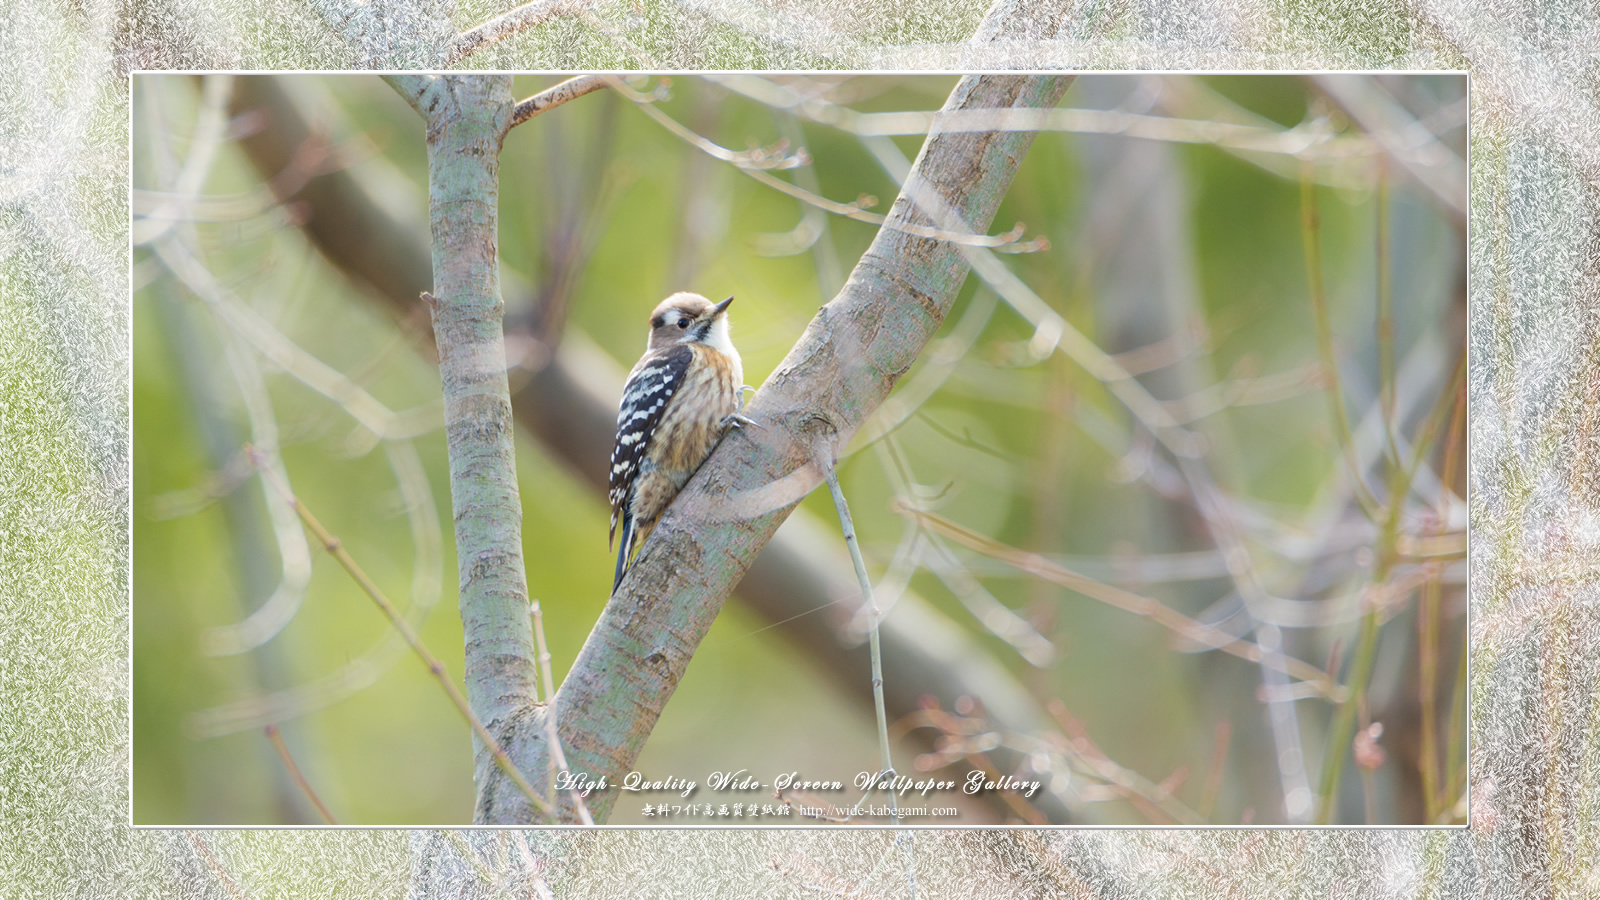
[612,513,635,593]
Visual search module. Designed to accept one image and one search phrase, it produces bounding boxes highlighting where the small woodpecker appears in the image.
[608,292,750,592]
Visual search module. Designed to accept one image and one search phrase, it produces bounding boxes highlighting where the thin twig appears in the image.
[264,724,338,824]
[822,458,914,896]
[716,74,1393,161]
[1318,594,1383,820]
[189,442,444,737]
[856,131,1202,454]
[1199,721,1231,820]
[530,600,595,825]
[901,503,1341,698]
[822,460,899,825]
[1043,700,1206,825]
[1168,434,1317,822]
[1416,529,1449,818]
[510,74,609,129]
[605,75,810,170]
[444,0,589,68]
[1442,629,1469,821]
[963,750,1050,825]
[607,75,1046,253]
[1424,372,1466,820]
[1375,170,1399,469]
[153,238,442,441]
[921,535,1055,667]
[1308,75,1469,227]
[246,446,553,817]
[1316,350,1464,823]
[193,303,314,658]
[133,75,235,247]
[1302,168,1384,521]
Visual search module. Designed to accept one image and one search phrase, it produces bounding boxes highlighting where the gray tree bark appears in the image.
[406,76,548,812]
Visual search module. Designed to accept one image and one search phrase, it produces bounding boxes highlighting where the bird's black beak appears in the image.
[712,296,734,317]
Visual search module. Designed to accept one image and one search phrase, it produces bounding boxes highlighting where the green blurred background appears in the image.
[132,73,1466,825]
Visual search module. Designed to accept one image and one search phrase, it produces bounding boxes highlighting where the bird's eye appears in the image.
[677,318,689,329]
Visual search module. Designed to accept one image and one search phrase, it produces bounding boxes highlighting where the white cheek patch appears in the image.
[701,317,740,359]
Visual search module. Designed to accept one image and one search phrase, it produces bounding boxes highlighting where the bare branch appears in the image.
[509,74,608,129]
[715,74,1414,167]
[264,724,338,824]
[609,76,1049,252]
[190,440,443,736]
[383,73,437,116]
[821,460,900,826]
[606,76,810,169]
[250,447,553,816]
[855,130,1202,455]
[901,503,1341,698]
[132,75,233,247]
[1309,75,1469,228]
[152,238,442,442]
[530,600,595,826]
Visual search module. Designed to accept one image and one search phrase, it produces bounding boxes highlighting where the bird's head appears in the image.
[646,292,734,353]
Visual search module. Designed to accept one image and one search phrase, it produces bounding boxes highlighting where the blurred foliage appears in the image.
[132,73,1465,825]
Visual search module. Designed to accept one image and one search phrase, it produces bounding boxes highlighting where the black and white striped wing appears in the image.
[609,344,693,548]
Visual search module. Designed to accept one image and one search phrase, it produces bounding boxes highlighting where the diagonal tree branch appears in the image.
[489,72,1075,823]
